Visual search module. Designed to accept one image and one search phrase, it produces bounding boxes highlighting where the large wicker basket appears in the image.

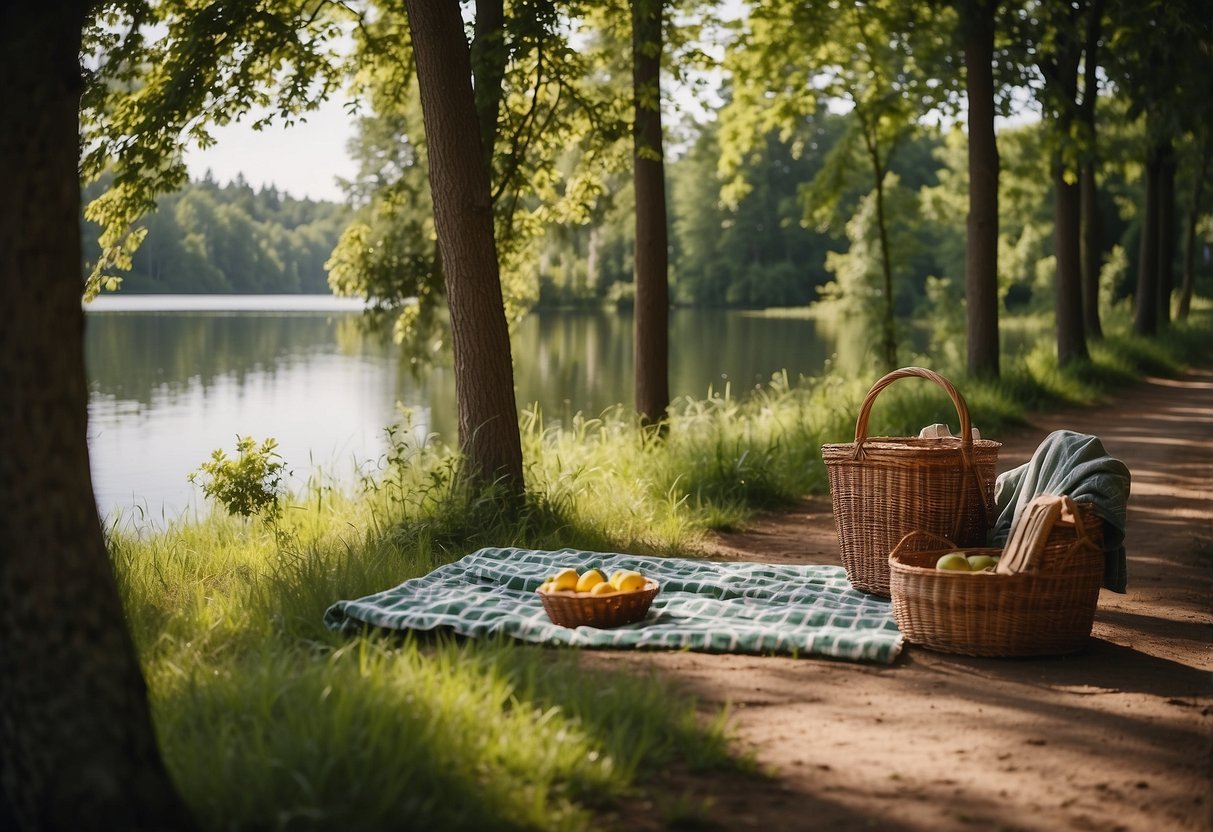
[888,500,1104,657]
[537,580,660,629]
[822,368,1002,597]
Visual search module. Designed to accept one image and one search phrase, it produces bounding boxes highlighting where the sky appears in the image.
[184,95,357,204]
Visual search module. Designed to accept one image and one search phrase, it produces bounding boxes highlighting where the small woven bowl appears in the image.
[537,579,660,628]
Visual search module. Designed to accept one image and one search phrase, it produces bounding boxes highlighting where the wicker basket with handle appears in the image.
[822,367,1002,597]
[888,497,1104,657]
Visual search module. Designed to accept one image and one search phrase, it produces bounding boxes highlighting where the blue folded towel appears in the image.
[991,430,1131,592]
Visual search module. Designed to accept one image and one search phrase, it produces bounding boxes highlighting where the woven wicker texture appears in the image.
[888,500,1103,657]
[822,367,1002,597]
[537,579,660,628]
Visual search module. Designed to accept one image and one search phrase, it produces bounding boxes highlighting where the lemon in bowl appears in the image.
[576,568,605,592]
[548,567,579,592]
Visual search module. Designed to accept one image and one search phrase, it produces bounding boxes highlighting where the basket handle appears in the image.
[997,495,1096,574]
[852,367,972,451]
[888,529,959,560]
[852,367,987,540]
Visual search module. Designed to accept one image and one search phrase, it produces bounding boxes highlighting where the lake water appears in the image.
[84,295,916,522]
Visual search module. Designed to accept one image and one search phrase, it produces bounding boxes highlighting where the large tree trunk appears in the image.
[1054,150,1089,365]
[1177,134,1209,320]
[0,4,196,829]
[1078,0,1104,339]
[1039,2,1087,365]
[1133,145,1161,336]
[1156,139,1176,326]
[631,0,670,425]
[963,0,1000,378]
[405,0,524,491]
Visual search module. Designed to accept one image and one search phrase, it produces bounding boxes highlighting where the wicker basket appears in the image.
[537,579,660,629]
[822,367,1002,597]
[888,500,1104,657]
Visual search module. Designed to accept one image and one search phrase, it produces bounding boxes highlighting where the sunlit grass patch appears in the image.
[112,488,738,831]
[152,636,732,831]
[520,372,857,535]
[666,375,832,510]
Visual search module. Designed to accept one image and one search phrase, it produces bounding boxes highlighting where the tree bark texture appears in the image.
[1039,3,1087,365]
[1078,0,1104,339]
[631,0,670,425]
[1177,135,1209,320]
[1053,152,1089,365]
[1133,149,1161,336]
[963,0,1000,378]
[405,0,524,490]
[1079,163,1103,338]
[1156,140,1176,326]
[0,4,196,830]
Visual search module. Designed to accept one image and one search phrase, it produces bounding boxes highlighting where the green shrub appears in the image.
[189,435,289,523]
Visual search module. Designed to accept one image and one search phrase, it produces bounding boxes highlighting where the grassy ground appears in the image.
[108,306,1213,830]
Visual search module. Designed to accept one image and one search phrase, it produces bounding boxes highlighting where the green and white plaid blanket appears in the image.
[324,547,904,664]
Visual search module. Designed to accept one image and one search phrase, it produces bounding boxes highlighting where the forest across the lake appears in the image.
[83,107,1213,321]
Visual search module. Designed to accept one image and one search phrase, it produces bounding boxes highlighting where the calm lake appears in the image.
[84,295,916,522]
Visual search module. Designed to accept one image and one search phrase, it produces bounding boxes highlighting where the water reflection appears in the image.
[84,303,881,520]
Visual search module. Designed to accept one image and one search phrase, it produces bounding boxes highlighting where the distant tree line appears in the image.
[81,173,349,294]
[490,102,1211,320]
[85,101,1210,321]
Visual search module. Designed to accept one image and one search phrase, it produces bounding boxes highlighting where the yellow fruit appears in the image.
[576,569,605,593]
[589,581,617,596]
[538,578,554,593]
[935,553,971,571]
[550,567,579,592]
[615,570,647,593]
[609,569,646,590]
[966,554,999,571]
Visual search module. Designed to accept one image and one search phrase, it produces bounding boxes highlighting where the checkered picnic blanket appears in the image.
[323,547,904,664]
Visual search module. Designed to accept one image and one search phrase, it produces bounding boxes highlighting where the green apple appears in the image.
[966,554,999,572]
[935,552,972,571]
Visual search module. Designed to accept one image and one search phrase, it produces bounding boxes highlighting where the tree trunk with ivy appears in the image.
[0,4,196,829]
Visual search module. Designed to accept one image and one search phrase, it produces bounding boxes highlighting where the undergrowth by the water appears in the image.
[107,305,1212,830]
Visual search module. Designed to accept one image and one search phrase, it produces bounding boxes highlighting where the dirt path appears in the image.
[597,368,1212,832]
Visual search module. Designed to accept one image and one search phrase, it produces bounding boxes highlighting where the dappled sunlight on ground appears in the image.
[592,369,1212,832]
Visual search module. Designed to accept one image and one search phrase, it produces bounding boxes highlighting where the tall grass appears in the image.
[109,305,1212,829]
[109,483,743,830]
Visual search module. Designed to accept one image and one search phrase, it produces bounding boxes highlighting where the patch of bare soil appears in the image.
[593,369,1213,832]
